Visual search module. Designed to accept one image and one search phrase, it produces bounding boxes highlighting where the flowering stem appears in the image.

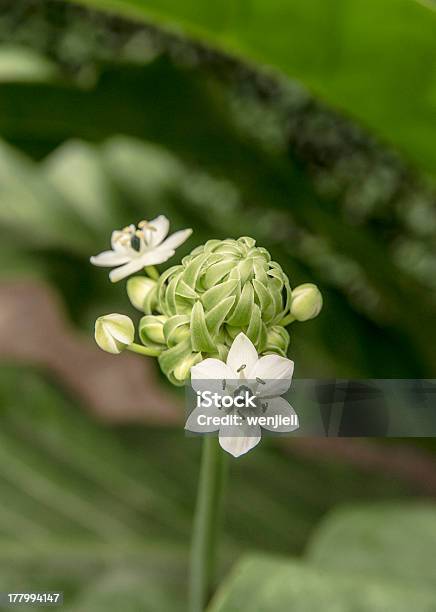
[145,265,160,280]
[189,437,228,612]
[126,343,162,357]
[279,313,296,326]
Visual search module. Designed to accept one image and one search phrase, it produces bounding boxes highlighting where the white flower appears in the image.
[187,333,297,457]
[90,215,192,282]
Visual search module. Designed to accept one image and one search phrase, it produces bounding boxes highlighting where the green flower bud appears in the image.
[264,325,290,357]
[173,352,202,383]
[163,315,190,347]
[127,276,157,312]
[139,315,167,345]
[153,237,295,383]
[125,237,323,384]
[290,283,323,321]
[95,314,134,354]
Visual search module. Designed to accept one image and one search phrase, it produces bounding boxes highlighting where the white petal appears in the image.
[90,250,131,267]
[144,215,169,247]
[184,406,221,433]
[191,359,235,394]
[226,333,259,377]
[140,248,176,266]
[218,423,262,457]
[102,314,134,344]
[98,326,120,353]
[158,228,192,251]
[261,397,299,432]
[109,259,145,282]
[249,354,294,398]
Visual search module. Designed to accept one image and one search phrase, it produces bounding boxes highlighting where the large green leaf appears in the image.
[208,554,436,612]
[70,0,436,175]
[306,503,436,589]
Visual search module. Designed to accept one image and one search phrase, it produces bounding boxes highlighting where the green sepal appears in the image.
[163,315,190,347]
[206,296,236,337]
[264,325,290,356]
[252,278,273,320]
[201,278,239,311]
[182,253,208,289]
[238,236,256,249]
[246,303,262,346]
[158,338,192,378]
[204,259,235,289]
[237,258,254,285]
[257,321,268,353]
[176,279,198,300]
[227,281,254,326]
[139,315,167,345]
[191,301,216,353]
[143,285,158,315]
[157,265,181,315]
[253,259,268,285]
[173,351,203,382]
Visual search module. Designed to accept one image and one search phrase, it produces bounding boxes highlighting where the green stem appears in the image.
[279,313,296,326]
[126,342,162,357]
[145,265,160,280]
[189,437,228,612]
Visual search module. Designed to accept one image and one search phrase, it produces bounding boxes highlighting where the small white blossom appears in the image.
[91,215,192,282]
[187,333,297,457]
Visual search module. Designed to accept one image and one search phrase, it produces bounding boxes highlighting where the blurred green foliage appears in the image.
[72,0,436,176]
[0,366,409,611]
[0,0,436,609]
[212,504,436,610]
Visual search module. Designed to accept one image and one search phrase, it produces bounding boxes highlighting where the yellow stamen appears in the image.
[138,220,157,231]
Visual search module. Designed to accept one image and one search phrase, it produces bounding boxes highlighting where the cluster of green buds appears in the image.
[92,218,322,385]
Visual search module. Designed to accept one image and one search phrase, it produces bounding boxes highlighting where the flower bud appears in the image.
[139,315,167,345]
[152,236,318,383]
[173,352,202,382]
[290,283,323,321]
[163,315,190,347]
[264,325,290,356]
[95,314,134,354]
[127,276,157,312]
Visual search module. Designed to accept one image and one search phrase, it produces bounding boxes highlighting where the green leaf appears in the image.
[72,0,436,175]
[306,503,436,589]
[208,554,436,612]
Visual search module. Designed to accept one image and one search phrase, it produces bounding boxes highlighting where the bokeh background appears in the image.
[0,0,436,610]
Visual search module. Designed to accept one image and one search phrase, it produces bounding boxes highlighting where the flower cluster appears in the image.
[92,216,322,386]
